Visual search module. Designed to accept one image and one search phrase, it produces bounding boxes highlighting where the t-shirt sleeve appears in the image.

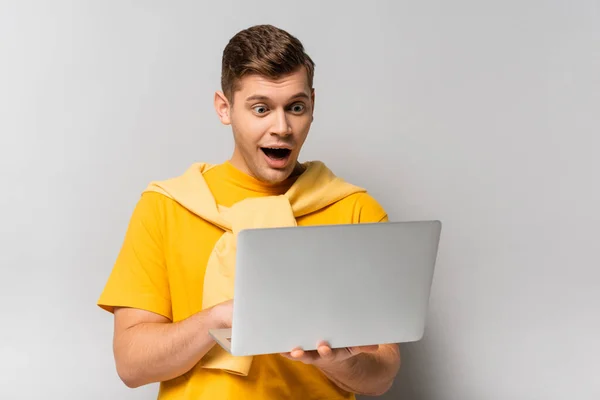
[353,192,389,223]
[97,192,172,320]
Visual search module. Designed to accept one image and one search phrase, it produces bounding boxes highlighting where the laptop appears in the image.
[209,220,442,357]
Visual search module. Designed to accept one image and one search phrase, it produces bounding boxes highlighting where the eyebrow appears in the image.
[245,92,310,103]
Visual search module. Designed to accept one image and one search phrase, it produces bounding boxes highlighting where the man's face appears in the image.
[215,67,314,184]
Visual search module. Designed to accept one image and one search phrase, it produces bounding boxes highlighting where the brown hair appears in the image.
[221,24,315,103]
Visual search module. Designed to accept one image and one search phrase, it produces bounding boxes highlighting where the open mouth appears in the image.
[261,147,292,160]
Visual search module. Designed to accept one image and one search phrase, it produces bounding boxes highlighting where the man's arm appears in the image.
[112,300,232,388]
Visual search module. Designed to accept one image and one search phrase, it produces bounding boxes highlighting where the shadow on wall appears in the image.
[357,341,432,400]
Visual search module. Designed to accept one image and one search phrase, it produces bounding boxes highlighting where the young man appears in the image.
[97,24,401,399]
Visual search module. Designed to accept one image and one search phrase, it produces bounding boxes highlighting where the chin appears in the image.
[253,162,297,184]
[257,167,294,184]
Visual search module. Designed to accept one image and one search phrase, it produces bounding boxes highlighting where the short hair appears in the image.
[221,24,315,103]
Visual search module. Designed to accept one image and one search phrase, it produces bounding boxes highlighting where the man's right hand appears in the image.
[209,299,234,329]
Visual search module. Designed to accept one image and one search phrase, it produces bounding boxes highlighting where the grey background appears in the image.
[1,1,598,399]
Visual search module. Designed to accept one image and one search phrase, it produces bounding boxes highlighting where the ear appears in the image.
[214,91,231,125]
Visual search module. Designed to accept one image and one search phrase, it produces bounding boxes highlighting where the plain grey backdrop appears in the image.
[1,0,598,399]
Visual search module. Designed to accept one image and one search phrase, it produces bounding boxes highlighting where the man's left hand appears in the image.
[280,341,379,368]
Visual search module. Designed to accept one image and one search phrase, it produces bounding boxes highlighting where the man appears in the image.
[97,24,401,399]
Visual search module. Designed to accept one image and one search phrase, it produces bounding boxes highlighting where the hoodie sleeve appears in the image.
[97,192,172,321]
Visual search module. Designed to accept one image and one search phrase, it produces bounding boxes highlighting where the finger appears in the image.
[290,348,305,358]
[285,348,315,363]
[280,346,303,359]
[316,342,335,360]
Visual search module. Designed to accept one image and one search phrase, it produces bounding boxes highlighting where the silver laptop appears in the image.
[209,220,442,357]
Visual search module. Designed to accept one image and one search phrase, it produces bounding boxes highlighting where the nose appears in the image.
[271,109,292,136]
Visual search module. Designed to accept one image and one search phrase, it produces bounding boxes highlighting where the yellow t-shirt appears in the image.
[98,161,388,400]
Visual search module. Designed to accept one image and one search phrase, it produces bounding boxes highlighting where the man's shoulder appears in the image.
[316,187,387,224]
[344,191,388,223]
[133,187,187,224]
[309,161,388,223]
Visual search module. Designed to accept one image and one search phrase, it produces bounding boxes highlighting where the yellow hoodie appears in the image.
[143,161,366,376]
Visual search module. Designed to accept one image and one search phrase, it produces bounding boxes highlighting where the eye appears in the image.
[290,103,305,113]
[253,105,268,114]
